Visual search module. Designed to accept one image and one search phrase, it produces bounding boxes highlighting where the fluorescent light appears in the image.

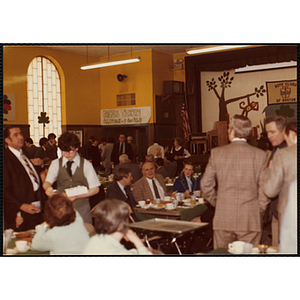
[81,57,141,70]
[186,45,255,55]
[235,61,297,73]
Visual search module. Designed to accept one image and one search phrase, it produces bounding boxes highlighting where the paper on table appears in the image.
[65,186,88,197]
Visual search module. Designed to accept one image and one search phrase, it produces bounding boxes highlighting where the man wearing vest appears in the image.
[43,132,100,224]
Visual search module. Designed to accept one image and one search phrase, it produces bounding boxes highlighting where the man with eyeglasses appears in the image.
[43,132,100,224]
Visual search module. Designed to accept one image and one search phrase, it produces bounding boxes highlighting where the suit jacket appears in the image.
[263,144,297,220]
[164,161,177,178]
[88,145,101,168]
[4,148,46,231]
[155,166,169,178]
[201,141,269,232]
[132,174,167,203]
[111,142,133,165]
[102,143,114,171]
[105,181,137,216]
[173,174,200,193]
[26,144,38,159]
[35,146,49,160]
[113,162,142,183]
[46,144,58,160]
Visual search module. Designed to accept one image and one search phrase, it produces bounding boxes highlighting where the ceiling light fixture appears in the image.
[235,61,297,73]
[186,45,258,55]
[81,57,141,70]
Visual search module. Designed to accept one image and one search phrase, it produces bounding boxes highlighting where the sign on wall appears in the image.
[69,130,83,147]
[101,107,151,125]
[266,80,297,105]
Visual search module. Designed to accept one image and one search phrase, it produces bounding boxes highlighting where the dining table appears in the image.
[133,203,207,221]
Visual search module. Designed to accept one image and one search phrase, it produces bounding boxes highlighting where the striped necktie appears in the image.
[20,152,39,184]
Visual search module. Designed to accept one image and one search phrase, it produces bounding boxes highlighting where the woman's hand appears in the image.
[124,229,145,249]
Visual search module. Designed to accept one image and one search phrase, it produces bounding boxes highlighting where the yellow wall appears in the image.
[3,46,100,125]
[3,46,186,127]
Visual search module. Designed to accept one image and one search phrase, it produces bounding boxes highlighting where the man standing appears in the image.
[111,133,133,167]
[24,137,38,159]
[132,162,167,203]
[4,126,46,231]
[173,162,200,197]
[105,168,137,221]
[147,138,164,159]
[35,137,49,160]
[163,152,177,178]
[263,115,287,246]
[102,137,115,175]
[201,115,269,249]
[46,133,58,160]
[113,154,142,183]
[43,132,100,224]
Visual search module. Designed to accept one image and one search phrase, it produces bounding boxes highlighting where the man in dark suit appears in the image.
[46,133,58,160]
[163,152,177,178]
[113,154,142,183]
[4,126,46,231]
[35,137,49,160]
[155,158,169,178]
[105,167,138,221]
[24,137,38,159]
[110,133,133,166]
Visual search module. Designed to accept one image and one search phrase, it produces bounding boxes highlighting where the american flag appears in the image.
[181,100,191,141]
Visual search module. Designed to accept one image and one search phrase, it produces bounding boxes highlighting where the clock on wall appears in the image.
[163,81,184,95]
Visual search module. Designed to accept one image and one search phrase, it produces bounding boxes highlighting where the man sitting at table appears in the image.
[173,162,200,197]
[106,167,138,221]
[155,158,169,178]
[201,115,269,249]
[113,154,142,183]
[132,161,167,203]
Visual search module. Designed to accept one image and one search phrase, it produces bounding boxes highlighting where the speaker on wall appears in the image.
[155,95,177,124]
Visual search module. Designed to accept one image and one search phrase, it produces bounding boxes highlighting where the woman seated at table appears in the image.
[31,194,90,255]
[82,199,152,255]
[173,162,200,198]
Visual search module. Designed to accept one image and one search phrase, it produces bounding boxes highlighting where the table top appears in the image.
[130,218,208,234]
[134,203,207,222]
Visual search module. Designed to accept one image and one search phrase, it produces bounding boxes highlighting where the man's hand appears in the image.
[45,186,57,198]
[184,190,191,198]
[20,203,41,214]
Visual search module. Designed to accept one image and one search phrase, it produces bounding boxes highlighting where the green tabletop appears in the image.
[6,238,49,256]
[134,204,207,222]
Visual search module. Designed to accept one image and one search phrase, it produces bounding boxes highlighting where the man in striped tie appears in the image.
[4,126,47,231]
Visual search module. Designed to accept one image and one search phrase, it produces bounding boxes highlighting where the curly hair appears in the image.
[91,199,129,235]
[58,132,80,151]
[44,194,76,229]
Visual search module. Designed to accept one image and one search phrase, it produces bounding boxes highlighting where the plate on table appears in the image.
[183,202,197,207]
[152,204,165,210]
[228,248,244,255]
[5,248,17,255]
[165,206,176,211]
[15,232,32,239]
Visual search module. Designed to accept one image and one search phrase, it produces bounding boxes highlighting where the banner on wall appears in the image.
[266,80,297,105]
[101,107,151,125]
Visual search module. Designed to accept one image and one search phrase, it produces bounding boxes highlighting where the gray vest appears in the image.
[57,156,91,223]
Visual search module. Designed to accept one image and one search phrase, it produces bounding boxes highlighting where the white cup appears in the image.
[166,203,174,209]
[15,240,29,252]
[194,190,201,197]
[5,229,13,242]
[244,243,253,253]
[138,201,146,207]
[191,195,196,201]
[228,241,245,254]
[164,196,171,201]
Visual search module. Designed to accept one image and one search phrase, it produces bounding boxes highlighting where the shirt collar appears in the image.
[9,146,22,158]
[232,138,247,142]
[62,153,80,166]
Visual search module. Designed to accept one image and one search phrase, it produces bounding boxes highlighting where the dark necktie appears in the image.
[119,143,124,155]
[21,152,39,185]
[152,179,160,199]
[66,161,74,177]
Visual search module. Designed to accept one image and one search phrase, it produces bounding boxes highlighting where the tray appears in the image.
[130,218,208,234]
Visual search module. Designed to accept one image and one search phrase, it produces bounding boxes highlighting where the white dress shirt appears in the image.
[145,177,165,199]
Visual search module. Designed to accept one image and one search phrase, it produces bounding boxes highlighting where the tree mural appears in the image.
[206,71,266,121]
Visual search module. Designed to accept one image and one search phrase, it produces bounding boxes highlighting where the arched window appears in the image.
[27,56,62,144]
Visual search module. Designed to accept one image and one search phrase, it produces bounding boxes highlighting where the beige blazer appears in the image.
[132,174,167,203]
[201,141,269,232]
[263,143,297,219]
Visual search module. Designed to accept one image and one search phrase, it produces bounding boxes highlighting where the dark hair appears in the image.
[48,133,56,140]
[58,132,80,151]
[284,119,297,136]
[156,157,164,166]
[92,199,129,235]
[25,137,33,144]
[39,137,48,147]
[165,152,174,161]
[230,115,252,140]
[44,194,76,229]
[4,125,20,139]
[101,137,107,143]
[265,115,287,132]
[108,137,115,143]
[114,167,131,181]
[174,137,183,146]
